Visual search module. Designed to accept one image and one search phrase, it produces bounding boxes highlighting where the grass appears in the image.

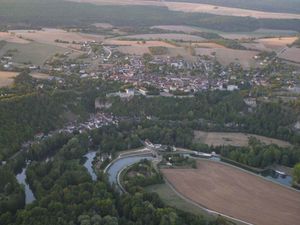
[145,183,214,220]
[0,42,66,65]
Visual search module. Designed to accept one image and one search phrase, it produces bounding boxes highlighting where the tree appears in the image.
[293,163,300,184]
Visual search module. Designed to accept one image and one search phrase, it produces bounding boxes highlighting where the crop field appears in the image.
[193,130,291,147]
[162,160,300,225]
[0,42,66,65]
[68,0,300,19]
[0,71,19,87]
[195,48,259,68]
[280,47,300,63]
[9,29,105,49]
[0,32,30,44]
[257,37,298,50]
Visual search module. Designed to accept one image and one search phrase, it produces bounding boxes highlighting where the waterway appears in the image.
[106,155,154,187]
[16,167,35,204]
[83,151,97,181]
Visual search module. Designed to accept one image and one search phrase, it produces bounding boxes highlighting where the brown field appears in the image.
[0,71,19,87]
[117,46,150,55]
[118,33,205,41]
[195,48,259,69]
[9,29,104,49]
[279,47,300,63]
[0,32,30,44]
[162,160,300,225]
[194,130,291,147]
[257,37,298,49]
[68,0,300,19]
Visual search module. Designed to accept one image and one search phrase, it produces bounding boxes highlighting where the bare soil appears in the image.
[0,71,19,87]
[194,130,291,147]
[162,160,300,225]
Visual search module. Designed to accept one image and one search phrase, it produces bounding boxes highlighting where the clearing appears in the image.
[0,71,19,87]
[162,160,300,225]
[193,130,291,147]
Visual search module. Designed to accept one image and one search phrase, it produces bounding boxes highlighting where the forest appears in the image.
[108,92,300,145]
[0,0,300,32]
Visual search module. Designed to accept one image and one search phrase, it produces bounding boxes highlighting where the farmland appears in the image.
[9,29,105,49]
[162,160,300,225]
[0,71,19,87]
[68,0,300,19]
[193,130,291,147]
[0,42,66,65]
[118,33,206,41]
[195,48,259,69]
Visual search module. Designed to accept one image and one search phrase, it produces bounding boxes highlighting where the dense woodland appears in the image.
[0,0,300,32]
[108,92,300,145]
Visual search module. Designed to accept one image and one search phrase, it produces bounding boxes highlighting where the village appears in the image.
[1,37,299,98]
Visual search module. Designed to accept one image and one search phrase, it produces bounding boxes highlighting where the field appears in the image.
[257,37,298,50]
[0,71,19,87]
[9,29,104,49]
[0,32,30,44]
[146,183,215,219]
[195,48,259,69]
[0,42,66,65]
[68,0,300,19]
[193,130,291,147]
[118,33,205,41]
[30,72,52,80]
[280,47,300,63]
[162,160,300,225]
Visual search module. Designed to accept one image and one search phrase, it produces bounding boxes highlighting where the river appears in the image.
[83,151,97,181]
[106,155,154,189]
[16,167,35,204]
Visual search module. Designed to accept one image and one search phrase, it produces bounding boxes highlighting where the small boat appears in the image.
[275,170,286,176]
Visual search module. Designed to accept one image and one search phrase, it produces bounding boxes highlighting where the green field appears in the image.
[0,42,66,65]
[145,183,214,219]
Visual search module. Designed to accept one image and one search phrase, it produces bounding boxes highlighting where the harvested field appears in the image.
[279,47,300,63]
[162,160,300,225]
[117,46,150,55]
[118,33,205,41]
[9,28,104,49]
[68,0,300,19]
[194,130,291,147]
[0,32,30,44]
[0,71,19,87]
[257,37,298,49]
[195,48,259,69]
